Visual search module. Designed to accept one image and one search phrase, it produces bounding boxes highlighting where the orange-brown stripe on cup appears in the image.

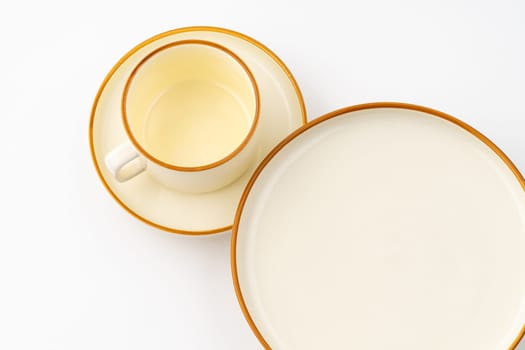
[121,39,260,172]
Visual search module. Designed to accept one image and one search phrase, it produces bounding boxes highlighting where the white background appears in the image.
[1,0,524,349]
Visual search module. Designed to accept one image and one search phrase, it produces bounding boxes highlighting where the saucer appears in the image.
[89,27,306,235]
[232,103,525,349]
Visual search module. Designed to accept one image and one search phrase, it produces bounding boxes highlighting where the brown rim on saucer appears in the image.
[122,39,261,172]
[231,101,525,349]
[89,26,307,235]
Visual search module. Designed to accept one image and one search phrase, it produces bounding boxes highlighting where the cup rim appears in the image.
[121,39,261,172]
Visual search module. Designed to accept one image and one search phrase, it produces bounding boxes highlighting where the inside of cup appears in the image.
[124,41,258,168]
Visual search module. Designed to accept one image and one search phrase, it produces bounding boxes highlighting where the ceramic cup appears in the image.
[105,39,260,193]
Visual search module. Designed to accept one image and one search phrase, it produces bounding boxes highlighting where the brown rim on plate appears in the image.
[231,101,525,349]
[89,26,307,235]
[122,39,261,172]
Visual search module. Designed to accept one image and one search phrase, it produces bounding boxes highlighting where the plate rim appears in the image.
[231,101,525,349]
[88,26,307,235]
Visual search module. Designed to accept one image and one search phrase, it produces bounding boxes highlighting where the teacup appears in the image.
[105,39,260,193]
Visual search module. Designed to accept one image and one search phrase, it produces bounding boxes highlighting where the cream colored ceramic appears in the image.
[232,103,525,349]
[106,40,260,193]
[90,27,306,234]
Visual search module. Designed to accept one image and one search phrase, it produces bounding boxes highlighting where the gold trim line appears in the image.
[231,101,525,349]
[122,39,261,172]
[88,26,307,235]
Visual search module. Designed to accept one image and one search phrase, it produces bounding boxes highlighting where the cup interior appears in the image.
[123,40,258,169]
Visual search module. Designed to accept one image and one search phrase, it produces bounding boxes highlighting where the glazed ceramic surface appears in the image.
[106,40,261,193]
[232,103,525,349]
[90,27,306,234]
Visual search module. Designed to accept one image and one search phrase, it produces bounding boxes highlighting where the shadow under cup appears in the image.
[122,40,260,192]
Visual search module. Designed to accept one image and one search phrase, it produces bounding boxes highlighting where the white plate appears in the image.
[232,103,525,349]
[89,27,306,235]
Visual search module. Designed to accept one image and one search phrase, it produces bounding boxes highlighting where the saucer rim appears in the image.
[89,26,307,235]
[230,101,525,349]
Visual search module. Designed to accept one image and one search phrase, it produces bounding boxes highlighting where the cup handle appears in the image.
[105,142,147,182]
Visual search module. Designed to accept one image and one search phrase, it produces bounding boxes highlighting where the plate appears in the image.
[232,102,525,349]
[89,27,306,234]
